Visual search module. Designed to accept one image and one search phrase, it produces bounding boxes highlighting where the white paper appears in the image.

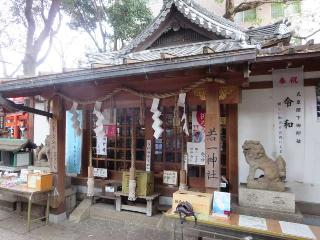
[177,93,186,107]
[239,215,268,231]
[279,221,316,239]
[163,170,178,185]
[187,142,205,165]
[151,98,160,112]
[96,137,107,155]
[93,168,108,178]
[145,140,151,172]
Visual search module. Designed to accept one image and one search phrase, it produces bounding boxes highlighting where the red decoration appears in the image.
[279,77,286,85]
[196,111,206,128]
[105,125,117,138]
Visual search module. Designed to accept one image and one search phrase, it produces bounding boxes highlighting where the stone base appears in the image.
[239,184,295,213]
[232,203,303,223]
[49,212,67,223]
[247,179,285,192]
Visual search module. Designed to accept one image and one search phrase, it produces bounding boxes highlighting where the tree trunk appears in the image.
[224,0,235,21]
[23,54,37,76]
[23,0,61,76]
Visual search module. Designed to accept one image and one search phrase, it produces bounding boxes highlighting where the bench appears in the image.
[114,192,159,216]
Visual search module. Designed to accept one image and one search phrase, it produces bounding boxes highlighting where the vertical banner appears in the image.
[205,114,221,188]
[273,67,304,182]
[145,140,151,172]
[49,118,58,173]
[316,83,320,122]
[65,110,83,175]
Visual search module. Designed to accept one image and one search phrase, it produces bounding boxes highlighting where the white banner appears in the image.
[273,68,304,182]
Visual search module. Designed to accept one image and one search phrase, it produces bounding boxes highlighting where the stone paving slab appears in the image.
[0,207,177,240]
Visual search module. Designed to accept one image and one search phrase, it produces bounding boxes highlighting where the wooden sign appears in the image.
[205,114,221,188]
[145,140,151,172]
[49,118,58,173]
[163,170,178,185]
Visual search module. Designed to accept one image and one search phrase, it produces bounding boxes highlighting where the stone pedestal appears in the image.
[239,184,295,213]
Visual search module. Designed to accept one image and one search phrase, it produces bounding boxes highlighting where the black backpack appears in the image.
[175,201,197,224]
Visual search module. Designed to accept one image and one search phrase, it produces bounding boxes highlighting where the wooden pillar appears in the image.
[51,96,66,214]
[28,97,34,141]
[227,104,238,196]
[81,110,90,177]
[205,84,221,190]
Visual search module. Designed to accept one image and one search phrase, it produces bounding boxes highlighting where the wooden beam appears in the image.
[205,84,221,190]
[50,96,66,214]
[0,96,53,118]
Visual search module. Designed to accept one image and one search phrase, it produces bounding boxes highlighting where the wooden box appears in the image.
[122,170,154,196]
[172,190,213,215]
[27,173,53,191]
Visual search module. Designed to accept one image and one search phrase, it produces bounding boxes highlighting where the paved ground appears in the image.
[0,208,178,240]
[0,204,318,240]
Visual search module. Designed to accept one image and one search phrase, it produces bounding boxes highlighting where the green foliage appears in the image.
[107,0,153,41]
[214,0,224,4]
[62,0,100,32]
[62,0,153,51]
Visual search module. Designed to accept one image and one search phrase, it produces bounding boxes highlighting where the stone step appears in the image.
[68,198,91,223]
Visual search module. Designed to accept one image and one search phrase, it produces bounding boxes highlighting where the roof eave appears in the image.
[0,49,257,95]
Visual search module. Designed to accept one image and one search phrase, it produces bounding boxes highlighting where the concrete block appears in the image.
[68,198,91,223]
[239,184,295,213]
[49,212,67,223]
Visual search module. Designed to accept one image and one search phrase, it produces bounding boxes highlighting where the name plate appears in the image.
[93,168,108,178]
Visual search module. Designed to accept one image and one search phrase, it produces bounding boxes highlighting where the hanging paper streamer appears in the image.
[178,93,189,136]
[150,98,163,139]
[93,101,105,138]
[70,101,82,136]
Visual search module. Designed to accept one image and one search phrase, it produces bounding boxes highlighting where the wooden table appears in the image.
[0,184,51,232]
[166,209,320,240]
[114,192,159,216]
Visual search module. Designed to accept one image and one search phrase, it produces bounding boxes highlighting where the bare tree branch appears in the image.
[40,0,47,23]
[224,0,297,20]
[0,47,8,77]
[294,28,320,40]
[32,0,61,59]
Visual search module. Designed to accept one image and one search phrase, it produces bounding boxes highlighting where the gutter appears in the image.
[0,49,256,94]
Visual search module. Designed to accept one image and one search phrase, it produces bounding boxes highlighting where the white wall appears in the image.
[238,87,320,203]
[33,102,49,146]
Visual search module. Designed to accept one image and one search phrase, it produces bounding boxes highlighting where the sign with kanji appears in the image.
[96,137,107,155]
[205,113,220,188]
[273,68,304,182]
[187,142,205,165]
[145,140,151,172]
[163,170,178,185]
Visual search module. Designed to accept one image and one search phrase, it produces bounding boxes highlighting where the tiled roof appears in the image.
[246,19,292,47]
[88,39,255,65]
[121,0,248,54]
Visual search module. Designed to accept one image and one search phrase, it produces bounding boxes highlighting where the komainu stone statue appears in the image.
[242,140,286,192]
[34,135,51,167]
